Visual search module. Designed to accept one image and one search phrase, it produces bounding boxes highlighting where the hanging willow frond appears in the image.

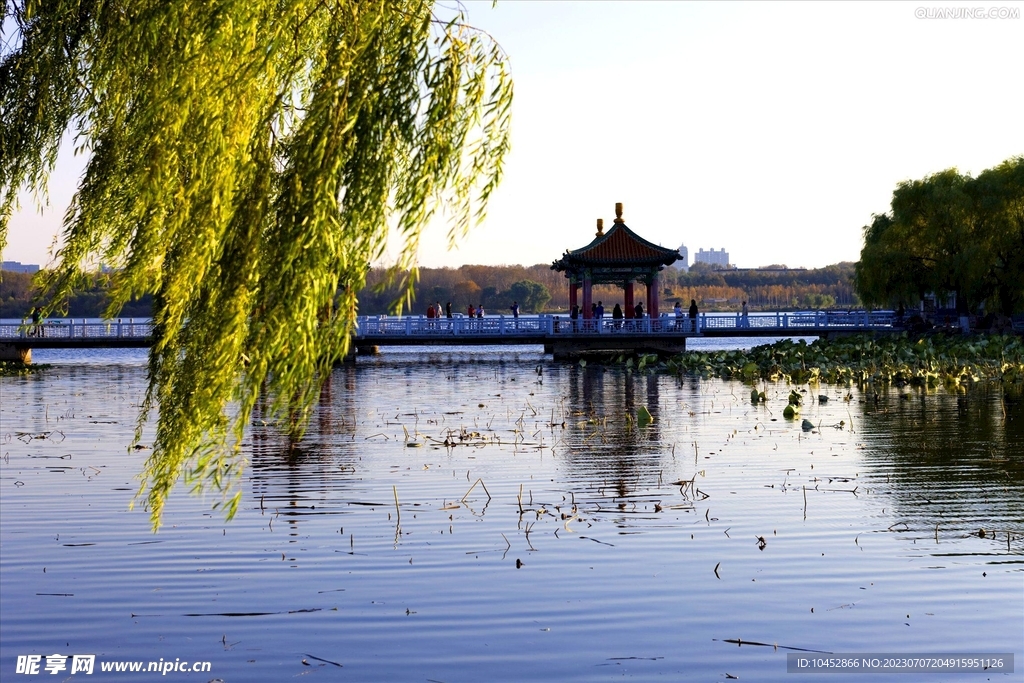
[0,0,513,527]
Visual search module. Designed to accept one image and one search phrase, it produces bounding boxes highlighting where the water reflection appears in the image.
[3,351,1022,683]
[239,354,1024,548]
[855,387,1023,539]
[244,362,681,531]
[247,366,362,535]
[558,366,668,503]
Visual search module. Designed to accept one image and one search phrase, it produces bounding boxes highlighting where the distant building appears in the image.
[1,261,40,274]
[677,244,689,271]
[694,248,730,268]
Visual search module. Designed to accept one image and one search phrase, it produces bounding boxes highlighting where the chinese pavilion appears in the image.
[551,203,681,319]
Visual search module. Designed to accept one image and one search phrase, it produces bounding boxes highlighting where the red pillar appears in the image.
[645,278,653,318]
[650,272,660,318]
[624,281,635,318]
[569,281,578,310]
[582,276,593,319]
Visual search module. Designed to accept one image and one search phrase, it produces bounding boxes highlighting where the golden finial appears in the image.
[596,218,604,236]
[614,202,624,224]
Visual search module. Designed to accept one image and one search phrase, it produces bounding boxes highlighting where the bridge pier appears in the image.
[0,343,31,363]
[339,344,380,364]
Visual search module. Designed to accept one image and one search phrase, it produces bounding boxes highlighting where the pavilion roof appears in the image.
[551,209,680,273]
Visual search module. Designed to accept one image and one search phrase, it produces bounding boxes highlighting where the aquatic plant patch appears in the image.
[0,361,50,377]
[664,334,1024,388]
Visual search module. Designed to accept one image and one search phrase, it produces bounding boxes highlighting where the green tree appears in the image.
[0,0,512,525]
[678,262,727,288]
[855,157,1024,315]
[855,213,930,308]
[507,279,550,312]
[799,292,835,309]
[0,270,35,317]
[972,158,1024,315]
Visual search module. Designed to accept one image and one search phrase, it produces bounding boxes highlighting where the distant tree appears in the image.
[428,285,453,307]
[0,270,155,318]
[507,279,550,312]
[0,271,35,317]
[800,292,835,309]
[679,263,727,288]
[479,285,500,309]
[453,280,482,309]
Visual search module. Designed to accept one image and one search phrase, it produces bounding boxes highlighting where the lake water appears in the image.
[1,346,1021,681]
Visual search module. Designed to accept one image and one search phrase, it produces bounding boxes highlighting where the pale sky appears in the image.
[4,1,1022,270]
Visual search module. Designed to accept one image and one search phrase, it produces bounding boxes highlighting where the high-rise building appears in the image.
[677,244,689,271]
[694,248,730,268]
[1,261,40,274]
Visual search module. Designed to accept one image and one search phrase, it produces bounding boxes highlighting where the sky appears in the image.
[3,1,1023,270]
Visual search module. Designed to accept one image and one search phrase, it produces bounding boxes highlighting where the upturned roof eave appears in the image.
[551,254,679,271]
[551,222,681,271]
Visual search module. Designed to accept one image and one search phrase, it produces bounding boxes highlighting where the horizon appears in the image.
[3,2,1022,270]
[2,258,859,273]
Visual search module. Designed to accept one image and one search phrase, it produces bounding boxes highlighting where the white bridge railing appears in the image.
[0,311,897,345]
[354,311,896,337]
[0,319,153,341]
[699,310,895,330]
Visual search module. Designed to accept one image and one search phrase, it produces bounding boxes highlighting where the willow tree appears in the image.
[973,158,1024,315]
[0,0,512,525]
[855,157,1024,315]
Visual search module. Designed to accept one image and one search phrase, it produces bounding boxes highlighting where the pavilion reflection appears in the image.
[557,365,668,501]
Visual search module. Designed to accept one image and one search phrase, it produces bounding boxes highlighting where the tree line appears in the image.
[3,261,862,319]
[677,262,858,310]
[0,271,153,318]
[357,261,860,315]
[360,264,557,315]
